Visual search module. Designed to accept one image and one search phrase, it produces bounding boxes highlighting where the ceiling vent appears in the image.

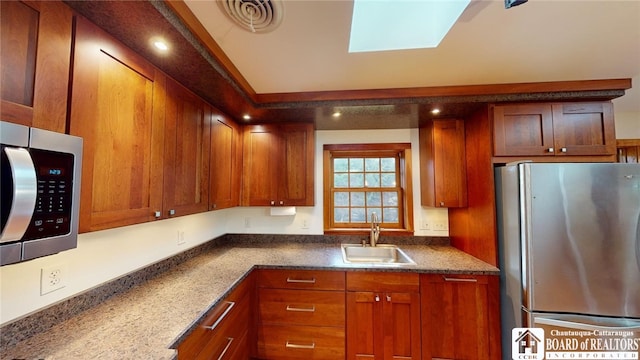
[219,0,284,33]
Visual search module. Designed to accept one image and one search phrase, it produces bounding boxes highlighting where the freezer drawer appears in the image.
[527,312,640,359]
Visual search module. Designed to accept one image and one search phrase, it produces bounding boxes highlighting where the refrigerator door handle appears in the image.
[536,317,640,331]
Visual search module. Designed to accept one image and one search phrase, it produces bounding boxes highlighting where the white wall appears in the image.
[614,112,640,139]
[0,128,445,326]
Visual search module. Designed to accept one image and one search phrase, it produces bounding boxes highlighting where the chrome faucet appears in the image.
[370,212,380,247]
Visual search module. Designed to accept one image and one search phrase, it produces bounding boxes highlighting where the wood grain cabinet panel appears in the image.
[256,269,345,360]
[419,119,467,208]
[420,274,501,360]
[0,0,73,132]
[617,139,640,163]
[69,16,164,232]
[242,123,314,206]
[163,77,211,218]
[209,112,242,210]
[493,102,615,158]
[346,272,421,360]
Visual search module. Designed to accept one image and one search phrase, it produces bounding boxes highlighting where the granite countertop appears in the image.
[1,242,499,360]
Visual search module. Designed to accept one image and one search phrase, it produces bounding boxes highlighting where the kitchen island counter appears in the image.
[1,241,498,360]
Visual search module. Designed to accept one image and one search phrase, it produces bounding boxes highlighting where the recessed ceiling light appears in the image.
[243,114,251,120]
[332,111,342,118]
[431,108,441,115]
[153,40,168,51]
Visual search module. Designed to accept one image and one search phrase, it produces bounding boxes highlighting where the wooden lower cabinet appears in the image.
[346,272,421,360]
[176,273,254,360]
[420,274,500,360]
[256,269,346,360]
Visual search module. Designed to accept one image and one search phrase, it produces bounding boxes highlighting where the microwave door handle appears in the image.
[0,148,37,242]
[535,317,640,331]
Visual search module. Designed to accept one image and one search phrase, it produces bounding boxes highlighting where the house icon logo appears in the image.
[512,328,545,360]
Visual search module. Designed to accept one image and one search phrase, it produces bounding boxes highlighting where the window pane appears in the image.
[383,207,399,223]
[351,192,365,206]
[334,173,348,187]
[351,208,365,222]
[367,208,382,222]
[334,158,348,172]
[350,173,364,187]
[334,208,349,223]
[366,192,381,206]
[365,158,379,172]
[381,173,396,187]
[334,192,349,206]
[349,158,364,172]
[383,191,398,206]
[365,173,380,187]
[381,157,396,171]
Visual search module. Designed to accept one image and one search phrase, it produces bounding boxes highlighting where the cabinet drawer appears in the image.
[346,271,419,292]
[259,288,345,327]
[257,324,345,360]
[258,269,345,291]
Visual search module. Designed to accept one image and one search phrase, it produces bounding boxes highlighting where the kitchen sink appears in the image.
[341,244,416,266]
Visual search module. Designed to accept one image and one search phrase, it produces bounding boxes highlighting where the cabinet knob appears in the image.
[547,147,555,153]
[560,147,567,153]
[439,201,445,207]
[375,294,380,302]
[154,211,161,218]
[386,295,391,302]
[279,200,284,205]
[169,209,175,216]
[270,200,275,206]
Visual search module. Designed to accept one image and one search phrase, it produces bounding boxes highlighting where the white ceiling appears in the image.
[184,0,640,113]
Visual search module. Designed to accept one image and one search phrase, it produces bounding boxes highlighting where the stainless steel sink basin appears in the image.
[341,244,416,266]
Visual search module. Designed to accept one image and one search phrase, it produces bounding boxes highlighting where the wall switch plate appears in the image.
[433,220,449,231]
[301,219,309,229]
[244,217,251,228]
[41,263,68,295]
[177,230,186,245]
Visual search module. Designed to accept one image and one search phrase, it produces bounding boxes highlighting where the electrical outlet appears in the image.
[421,221,430,230]
[177,230,186,245]
[301,219,309,229]
[41,263,67,295]
[244,217,251,228]
[433,220,449,231]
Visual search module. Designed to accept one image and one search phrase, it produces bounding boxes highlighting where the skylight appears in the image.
[349,0,471,53]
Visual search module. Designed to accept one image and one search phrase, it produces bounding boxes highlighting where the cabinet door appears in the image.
[420,119,467,208]
[493,104,555,156]
[383,292,421,360]
[242,124,279,206]
[278,123,315,206]
[551,102,615,156]
[69,16,164,232]
[0,0,72,132]
[209,112,241,210]
[420,274,500,360]
[346,291,383,360]
[163,78,210,217]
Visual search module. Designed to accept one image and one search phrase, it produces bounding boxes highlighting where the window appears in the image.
[323,143,414,234]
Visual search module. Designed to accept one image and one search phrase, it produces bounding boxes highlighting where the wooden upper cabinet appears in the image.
[493,102,616,158]
[617,139,640,163]
[0,0,73,132]
[242,122,314,206]
[419,119,467,208]
[209,112,242,210]
[69,16,164,232]
[163,77,211,218]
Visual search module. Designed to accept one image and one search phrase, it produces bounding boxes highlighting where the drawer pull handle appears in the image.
[286,305,316,312]
[443,276,478,283]
[286,341,316,349]
[203,301,235,331]
[286,277,316,284]
[217,337,234,360]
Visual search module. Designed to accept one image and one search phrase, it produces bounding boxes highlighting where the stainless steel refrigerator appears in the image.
[495,162,640,358]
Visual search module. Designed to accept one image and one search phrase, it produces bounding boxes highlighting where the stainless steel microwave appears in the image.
[1,121,83,266]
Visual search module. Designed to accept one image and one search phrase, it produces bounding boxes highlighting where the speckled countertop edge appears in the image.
[1,242,498,360]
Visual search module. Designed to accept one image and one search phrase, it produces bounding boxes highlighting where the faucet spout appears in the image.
[370,212,380,247]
